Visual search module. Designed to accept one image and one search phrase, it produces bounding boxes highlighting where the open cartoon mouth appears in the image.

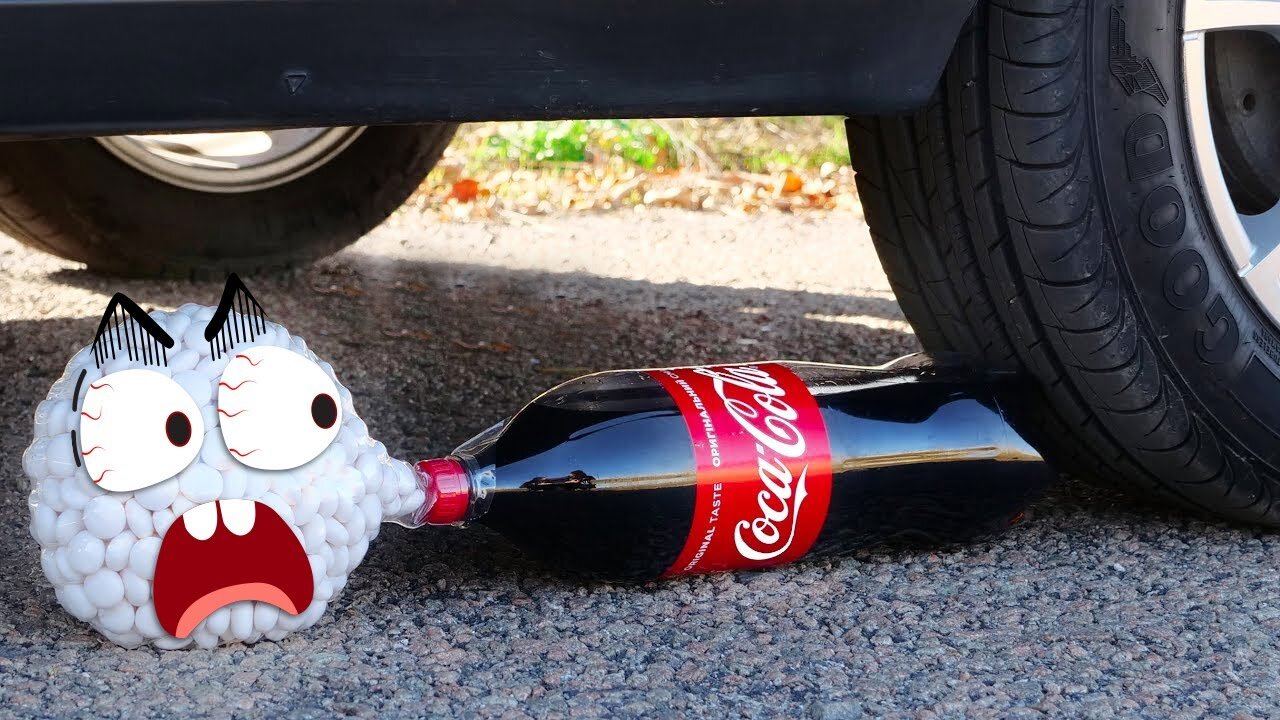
[153,500,313,639]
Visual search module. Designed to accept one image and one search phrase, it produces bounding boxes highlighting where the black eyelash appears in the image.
[71,368,87,411]
[92,293,174,368]
[204,273,267,360]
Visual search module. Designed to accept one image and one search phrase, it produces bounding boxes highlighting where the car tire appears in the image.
[848,1,1280,524]
[0,124,456,277]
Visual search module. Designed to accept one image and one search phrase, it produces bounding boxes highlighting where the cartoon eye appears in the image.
[310,393,338,429]
[217,345,343,470]
[78,369,205,492]
[166,412,193,446]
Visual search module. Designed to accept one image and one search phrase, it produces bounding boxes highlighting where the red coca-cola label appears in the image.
[649,363,832,576]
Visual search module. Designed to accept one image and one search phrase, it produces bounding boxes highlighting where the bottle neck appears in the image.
[412,419,507,526]
[413,457,471,525]
[413,451,498,526]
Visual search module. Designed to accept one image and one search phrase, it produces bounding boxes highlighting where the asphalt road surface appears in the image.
[1,208,1278,719]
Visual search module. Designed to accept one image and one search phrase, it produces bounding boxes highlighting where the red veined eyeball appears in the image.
[78,369,205,492]
[217,346,343,471]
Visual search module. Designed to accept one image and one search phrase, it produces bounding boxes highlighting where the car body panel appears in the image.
[0,0,975,138]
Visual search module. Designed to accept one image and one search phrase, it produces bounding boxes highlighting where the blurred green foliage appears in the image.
[456,117,850,174]
[475,119,677,169]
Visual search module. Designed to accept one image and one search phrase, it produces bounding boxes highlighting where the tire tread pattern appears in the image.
[850,0,1280,524]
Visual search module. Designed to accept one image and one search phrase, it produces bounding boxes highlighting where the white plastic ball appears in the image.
[84,496,126,540]
[84,569,124,609]
[66,532,105,576]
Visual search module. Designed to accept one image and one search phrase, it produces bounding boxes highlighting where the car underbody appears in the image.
[0,0,975,138]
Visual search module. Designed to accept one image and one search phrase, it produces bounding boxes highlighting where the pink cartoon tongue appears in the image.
[153,501,313,638]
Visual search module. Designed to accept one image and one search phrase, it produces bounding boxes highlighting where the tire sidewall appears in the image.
[0,124,455,276]
[1090,0,1280,471]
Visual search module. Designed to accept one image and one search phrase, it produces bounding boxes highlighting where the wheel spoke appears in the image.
[1244,242,1280,313]
[1185,0,1280,33]
[1183,36,1256,273]
[1241,201,1280,261]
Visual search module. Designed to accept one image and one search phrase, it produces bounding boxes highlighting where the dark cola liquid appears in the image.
[449,358,1055,581]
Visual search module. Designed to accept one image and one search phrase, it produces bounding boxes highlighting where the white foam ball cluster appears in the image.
[24,303,426,649]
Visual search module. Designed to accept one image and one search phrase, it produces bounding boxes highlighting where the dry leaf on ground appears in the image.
[448,178,482,202]
[312,284,363,297]
[381,329,434,341]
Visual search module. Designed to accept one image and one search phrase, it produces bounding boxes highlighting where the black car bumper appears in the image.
[0,0,976,138]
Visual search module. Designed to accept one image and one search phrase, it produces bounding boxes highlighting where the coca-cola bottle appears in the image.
[407,355,1054,581]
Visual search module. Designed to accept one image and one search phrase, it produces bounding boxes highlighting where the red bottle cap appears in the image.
[415,457,471,525]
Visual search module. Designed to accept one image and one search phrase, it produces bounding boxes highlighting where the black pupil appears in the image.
[165,412,192,447]
[311,393,338,429]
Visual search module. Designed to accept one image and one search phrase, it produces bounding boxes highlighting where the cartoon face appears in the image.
[23,276,426,649]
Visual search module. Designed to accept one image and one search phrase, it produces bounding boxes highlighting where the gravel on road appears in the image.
[1,208,1277,719]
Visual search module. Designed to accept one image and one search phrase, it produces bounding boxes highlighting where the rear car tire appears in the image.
[849,1,1280,524]
[0,124,456,277]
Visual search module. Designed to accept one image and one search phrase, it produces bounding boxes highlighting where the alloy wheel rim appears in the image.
[95,127,365,194]
[1183,0,1280,327]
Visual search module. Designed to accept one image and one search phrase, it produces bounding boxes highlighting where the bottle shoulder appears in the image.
[529,369,671,413]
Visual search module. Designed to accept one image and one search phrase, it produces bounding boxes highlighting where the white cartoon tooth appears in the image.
[182,502,217,541]
[220,499,256,536]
